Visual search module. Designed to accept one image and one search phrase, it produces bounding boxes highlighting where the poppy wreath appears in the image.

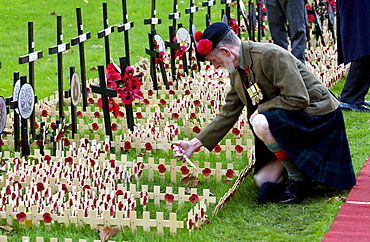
[103,63,144,116]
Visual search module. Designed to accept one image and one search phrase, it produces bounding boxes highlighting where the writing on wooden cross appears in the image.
[118,0,134,66]
[91,65,117,141]
[71,7,91,111]
[19,21,43,140]
[97,2,115,65]
[48,15,71,119]
[144,0,162,32]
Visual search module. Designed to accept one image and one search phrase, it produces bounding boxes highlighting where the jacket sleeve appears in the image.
[196,82,245,151]
[257,48,310,113]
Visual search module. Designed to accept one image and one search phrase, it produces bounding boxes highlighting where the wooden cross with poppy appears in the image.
[91,65,117,141]
[18,21,43,139]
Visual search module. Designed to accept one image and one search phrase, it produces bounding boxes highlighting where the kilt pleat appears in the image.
[263,108,356,189]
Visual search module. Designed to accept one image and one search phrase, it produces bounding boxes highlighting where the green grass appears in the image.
[1,1,370,242]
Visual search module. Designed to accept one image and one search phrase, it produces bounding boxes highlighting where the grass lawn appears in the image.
[0,1,370,242]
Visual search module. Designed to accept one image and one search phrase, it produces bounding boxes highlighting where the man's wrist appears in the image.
[189,138,203,149]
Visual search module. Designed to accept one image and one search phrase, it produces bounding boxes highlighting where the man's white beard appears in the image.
[222,58,237,74]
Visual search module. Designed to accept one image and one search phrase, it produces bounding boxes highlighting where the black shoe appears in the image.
[278,179,309,204]
[257,181,286,204]
[340,102,370,112]
[364,100,370,107]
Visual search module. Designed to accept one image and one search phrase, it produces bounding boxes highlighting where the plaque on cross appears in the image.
[91,65,117,140]
[48,15,71,119]
[144,0,162,32]
[71,7,91,111]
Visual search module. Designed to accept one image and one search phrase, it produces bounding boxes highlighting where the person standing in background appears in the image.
[264,0,308,63]
[337,0,370,112]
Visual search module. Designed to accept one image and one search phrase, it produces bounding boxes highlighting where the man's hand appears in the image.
[172,138,203,162]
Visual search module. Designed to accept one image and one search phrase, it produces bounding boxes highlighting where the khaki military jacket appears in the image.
[197,41,339,151]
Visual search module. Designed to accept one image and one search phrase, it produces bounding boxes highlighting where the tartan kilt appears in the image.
[262,108,356,189]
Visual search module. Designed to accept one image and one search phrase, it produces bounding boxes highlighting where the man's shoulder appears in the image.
[242,41,283,53]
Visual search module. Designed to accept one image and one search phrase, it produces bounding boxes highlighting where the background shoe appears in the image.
[340,102,370,112]
[364,100,370,107]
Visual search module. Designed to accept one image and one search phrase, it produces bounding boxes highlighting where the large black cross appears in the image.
[144,0,169,90]
[221,0,234,22]
[166,0,181,83]
[202,0,216,27]
[18,21,43,139]
[91,65,117,140]
[5,72,21,151]
[97,2,115,66]
[185,0,200,75]
[48,15,71,119]
[248,1,257,41]
[71,7,91,111]
[256,0,265,41]
[18,76,31,157]
[118,0,134,66]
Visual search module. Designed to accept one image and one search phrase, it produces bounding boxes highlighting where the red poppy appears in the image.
[13,181,22,190]
[235,145,243,153]
[136,112,143,119]
[64,138,70,147]
[171,113,179,119]
[92,123,99,130]
[308,14,315,22]
[158,164,166,173]
[118,111,125,117]
[193,126,201,134]
[188,218,194,229]
[202,168,212,176]
[124,141,132,150]
[111,123,118,131]
[44,155,52,164]
[94,112,101,118]
[145,143,153,151]
[214,144,222,153]
[5,185,11,195]
[190,113,197,119]
[36,182,44,192]
[232,128,240,136]
[159,99,166,105]
[194,31,203,42]
[62,184,68,193]
[82,185,90,191]
[164,193,174,202]
[16,212,27,222]
[189,194,199,203]
[88,98,95,104]
[41,110,48,117]
[193,100,201,106]
[148,90,154,96]
[0,140,4,147]
[197,39,213,55]
[226,169,235,178]
[43,213,52,223]
[185,90,191,95]
[165,63,170,69]
[180,166,189,175]
[143,98,150,105]
[116,190,124,196]
[65,157,73,165]
[76,111,83,117]
[192,64,198,70]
